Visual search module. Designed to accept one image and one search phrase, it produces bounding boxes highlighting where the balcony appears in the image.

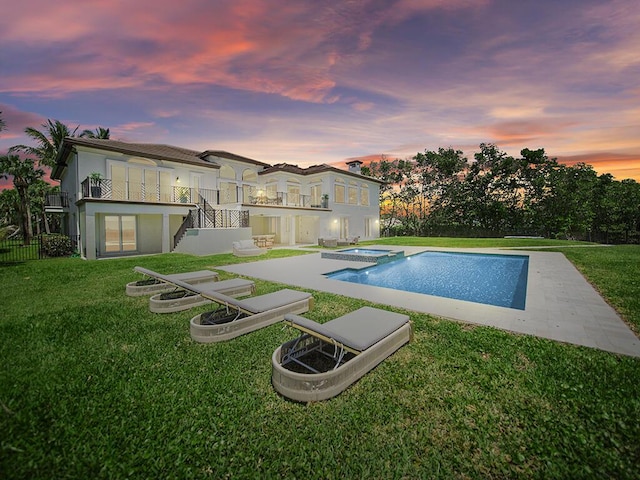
[81,178,217,205]
[244,193,328,209]
[44,192,70,212]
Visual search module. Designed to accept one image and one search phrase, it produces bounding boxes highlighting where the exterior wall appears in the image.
[57,141,382,258]
[172,227,253,255]
[137,214,163,254]
[79,201,191,259]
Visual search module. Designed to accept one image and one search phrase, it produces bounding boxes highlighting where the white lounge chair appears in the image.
[232,239,267,257]
[272,307,412,402]
[126,268,219,296]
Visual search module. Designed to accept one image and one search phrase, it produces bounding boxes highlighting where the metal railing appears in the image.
[44,192,70,208]
[173,208,249,250]
[80,178,217,205]
[244,193,324,208]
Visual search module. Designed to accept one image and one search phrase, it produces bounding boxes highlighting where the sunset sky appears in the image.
[1,0,639,183]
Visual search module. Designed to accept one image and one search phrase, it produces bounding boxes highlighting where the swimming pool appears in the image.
[326,251,529,310]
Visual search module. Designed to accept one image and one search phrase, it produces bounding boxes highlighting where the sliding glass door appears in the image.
[105,215,137,253]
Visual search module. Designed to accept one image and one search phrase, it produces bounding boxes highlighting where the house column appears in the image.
[288,215,296,245]
[162,213,170,253]
[85,213,96,260]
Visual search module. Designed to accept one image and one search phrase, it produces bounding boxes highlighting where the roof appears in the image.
[259,163,385,184]
[200,150,270,167]
[52,138,216,179]
[51,138,385,184]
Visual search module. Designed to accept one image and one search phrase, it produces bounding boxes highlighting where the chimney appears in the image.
[346,160,363,175]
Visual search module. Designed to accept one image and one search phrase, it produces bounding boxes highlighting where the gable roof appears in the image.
[259,163,385,184]
[52,138,216,179]
[201,150,270,167]
[51,138,384,184]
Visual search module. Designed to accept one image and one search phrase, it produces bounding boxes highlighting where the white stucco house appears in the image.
[47,138,382,259]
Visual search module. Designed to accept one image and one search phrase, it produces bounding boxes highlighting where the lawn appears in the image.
[1,240,639,479]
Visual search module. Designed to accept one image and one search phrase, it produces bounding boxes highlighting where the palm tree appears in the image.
[0,111,6,134]
[81,127,110,139]
[10,119,80,168]
[0,154,45,245]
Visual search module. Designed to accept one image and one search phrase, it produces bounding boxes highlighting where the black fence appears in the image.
[0,237,43,263]
[0,235,79,263]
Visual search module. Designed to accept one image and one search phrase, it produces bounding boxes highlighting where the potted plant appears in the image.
[89,172,103,198]
[321,194,329,208]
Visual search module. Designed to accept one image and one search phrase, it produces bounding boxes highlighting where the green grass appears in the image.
[361,235,593,248]
[1,242,639,479]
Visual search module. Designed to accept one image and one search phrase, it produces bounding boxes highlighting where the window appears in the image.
[340,217,349,238]
[105,215,136,253]
[266,183,279,204]
[220,165,235,179]
[241,169,258,203]
[219,165,237,204]
[242,169,257,182]
[348,181,358,205]
[334,178,345,204]
[360,184,369,206]
[107,159,169,203]
[287,183,300,206]
[310,184,322,206]
[219,182,237,203]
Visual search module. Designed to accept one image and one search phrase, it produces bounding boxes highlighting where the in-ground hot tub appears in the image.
[321,248,404,265]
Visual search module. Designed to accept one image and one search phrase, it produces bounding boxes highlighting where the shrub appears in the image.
[41,234,74,257]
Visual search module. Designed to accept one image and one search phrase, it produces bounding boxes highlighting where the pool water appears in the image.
[326,251,529,310]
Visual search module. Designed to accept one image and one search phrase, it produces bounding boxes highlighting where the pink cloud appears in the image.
[0,104,45,139]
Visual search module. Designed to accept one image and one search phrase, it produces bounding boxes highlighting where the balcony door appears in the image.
[108,160,169,202]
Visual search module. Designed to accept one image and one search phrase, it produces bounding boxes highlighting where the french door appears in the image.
[105,215,137,253]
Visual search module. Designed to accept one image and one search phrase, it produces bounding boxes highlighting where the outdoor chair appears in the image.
[133,268,313,343]
[272,307,412,402]
[126,268,219,296]
[232,239,267,257]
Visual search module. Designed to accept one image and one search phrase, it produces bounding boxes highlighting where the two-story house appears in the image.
[48,138,382,259]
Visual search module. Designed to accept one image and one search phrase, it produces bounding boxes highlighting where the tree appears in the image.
[0,111,6,133]
[0,188,20,227]
[81,127,110,139]
[363,155,411,236]
[0,154,45,245]
[413,147,468,232]
[10,119,80,168]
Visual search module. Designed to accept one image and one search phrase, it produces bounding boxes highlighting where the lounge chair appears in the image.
[133,268,313,343]
[272,307,412,402]
[190,288,314,343]
[126,268,219,297]
[232,239,267,257]
[320,237,337,247]
[149,278,256,313]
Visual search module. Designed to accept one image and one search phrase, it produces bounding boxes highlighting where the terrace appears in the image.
[79,178,218,205]
[45,178,331,210]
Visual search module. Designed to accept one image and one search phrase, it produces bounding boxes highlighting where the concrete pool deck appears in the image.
[219,246,640,358]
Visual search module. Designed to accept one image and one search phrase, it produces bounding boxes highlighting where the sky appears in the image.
[1,0,640,184]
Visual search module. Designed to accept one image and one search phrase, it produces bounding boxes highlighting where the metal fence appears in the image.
[0,237,43,263]
[0,235,78,263]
